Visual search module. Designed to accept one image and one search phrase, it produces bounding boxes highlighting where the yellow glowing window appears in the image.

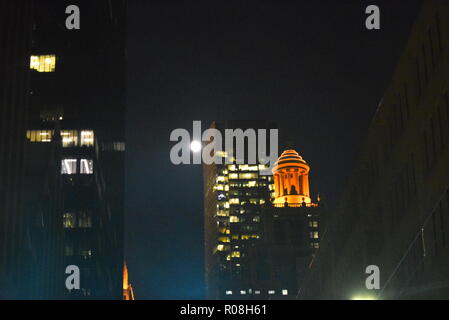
[218,237,230,243]
[229,198,239,204]
[219,228,230,234]
[26,130,54,142]
[30,55,56,72]
[227,165,237,171]
[248,181,257,187]
[229,216,239,223]
[310,231,319,239]
[63,213,76,229]
[61,130,79,147]
[216,210,228,217]
[241,235,251,240]
[239,173,258,179]
[229,173,238,179]
[231,251,240,258]
[239,165,258,171]
[216,244,230,252]
[80,130,94,147]
[309,221,319,228]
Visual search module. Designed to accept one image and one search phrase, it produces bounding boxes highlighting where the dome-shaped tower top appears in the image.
[272,149,312,205]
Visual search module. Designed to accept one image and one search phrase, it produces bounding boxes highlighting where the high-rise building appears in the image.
[203,121,276,299]
[300,0,449,300]
[0,0,33,299]
[12,0,127,299]
[245,150,322,299]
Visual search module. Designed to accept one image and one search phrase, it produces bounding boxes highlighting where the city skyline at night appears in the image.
[2,0,449,306]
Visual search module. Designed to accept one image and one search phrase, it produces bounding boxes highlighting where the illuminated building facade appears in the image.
[203,121,276,299]
[300,0,449,299]
[14,0,127,299]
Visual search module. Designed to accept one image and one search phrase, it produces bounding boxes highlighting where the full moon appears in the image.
[190,140,202,153]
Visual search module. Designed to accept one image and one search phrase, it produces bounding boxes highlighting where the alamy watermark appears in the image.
[169,121,278,175]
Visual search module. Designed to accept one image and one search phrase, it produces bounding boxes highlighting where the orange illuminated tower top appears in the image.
[123,262,135,300]
[272,149,316,206]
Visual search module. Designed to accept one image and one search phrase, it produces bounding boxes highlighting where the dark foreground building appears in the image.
[1,1,126,299]
[0,0,33,299]
[300,0,449,299]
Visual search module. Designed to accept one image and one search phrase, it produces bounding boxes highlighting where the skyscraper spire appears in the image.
[123,262,135,300]
[272,149,314,206]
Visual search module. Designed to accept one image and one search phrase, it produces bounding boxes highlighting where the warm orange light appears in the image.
[272,150,312,206]
[123,262,135,300]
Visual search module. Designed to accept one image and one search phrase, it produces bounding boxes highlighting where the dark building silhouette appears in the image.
[300,0,449,300]
[0,0,33,299]
[1,0,126,299]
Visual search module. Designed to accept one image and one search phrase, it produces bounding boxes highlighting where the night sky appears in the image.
[125,0,422,299]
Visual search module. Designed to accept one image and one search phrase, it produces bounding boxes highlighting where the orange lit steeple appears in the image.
[123,262,135,300]
[272,149,313,206]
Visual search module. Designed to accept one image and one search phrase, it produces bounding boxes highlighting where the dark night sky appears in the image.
[125,0,422,299]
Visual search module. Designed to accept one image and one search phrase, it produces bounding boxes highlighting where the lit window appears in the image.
[61,159,77,175]
[230,216,239,223]
[248,181,257,187]
[63,213,76,229]
[239,173,258,179]
[229,173,238,179]
[310,231,319,239]
[218,237,230,243]
[80,130,94,147]
[80,159,93,174]
[229,198,239,204]
[231,251,240,258]
[309,221,319,228]
[268,290,275,295]
[225,290,232,295]
[61,130,79,147]
[240,290,246,295]
[30,55,56,72]
[26,130,53,142]
[255,290,261,295]
[282,289,288,295]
